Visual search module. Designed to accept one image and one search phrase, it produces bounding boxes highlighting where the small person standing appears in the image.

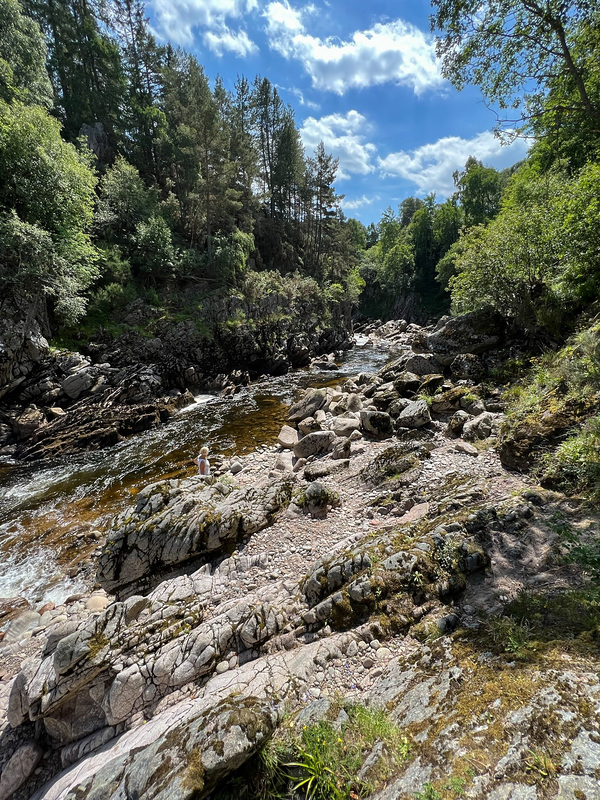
[194,446,211,476]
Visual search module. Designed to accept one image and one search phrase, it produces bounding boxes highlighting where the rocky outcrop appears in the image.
[426,306,506,365]
[97,476,293,596]
[0,297,49,402]
[7,307,590,800]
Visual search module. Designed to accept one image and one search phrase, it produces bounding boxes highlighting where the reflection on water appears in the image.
[0,340,396,604]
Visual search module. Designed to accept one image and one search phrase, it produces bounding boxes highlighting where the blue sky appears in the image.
[146,0,530,223]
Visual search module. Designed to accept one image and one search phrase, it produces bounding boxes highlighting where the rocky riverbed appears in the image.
[1,311,599,800]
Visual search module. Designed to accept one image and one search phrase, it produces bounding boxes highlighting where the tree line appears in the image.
[1,0,598,337]
[361,0,600,330]
[0,0,364,331]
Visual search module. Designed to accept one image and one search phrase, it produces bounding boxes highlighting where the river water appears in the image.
[0,339,396,607]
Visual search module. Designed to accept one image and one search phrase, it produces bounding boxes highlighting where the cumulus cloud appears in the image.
[379,131,530,196]
[300,110,377,179]
[264,3,442,94]
[204,26,258,57]
[150,0,258,51]
[342,194,380,210]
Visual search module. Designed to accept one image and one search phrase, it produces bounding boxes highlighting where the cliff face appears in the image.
[0,297,49,403]
[89,292,353,388]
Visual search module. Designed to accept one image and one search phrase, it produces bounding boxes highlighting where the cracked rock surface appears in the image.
[2,315,600,800]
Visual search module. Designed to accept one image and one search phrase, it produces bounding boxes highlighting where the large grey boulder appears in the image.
[396,399,431,429]
[331,416,361,438]
[288,388,327,423]
[277,424,298,449]
[293,430,335,459]
[360,410,393,439]
[96,476,292,595]
[426,308,505,365]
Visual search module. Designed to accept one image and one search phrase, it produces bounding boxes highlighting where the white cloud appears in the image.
[150,0,258,50]
[265,0,304,33]
[379,131,530,197]
[342,194,380,210]
[264,4,442,95]
[300,110,377,179]
[278,85,320,110]
[204,26,258,57]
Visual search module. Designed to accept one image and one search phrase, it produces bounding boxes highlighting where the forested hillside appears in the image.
[0,0,598,339]
[364,1,600,331]
[0,0,365,339]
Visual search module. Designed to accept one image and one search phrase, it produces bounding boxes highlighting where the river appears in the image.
[0,339,395,607]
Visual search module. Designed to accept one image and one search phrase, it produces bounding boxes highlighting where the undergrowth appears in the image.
[501,320,600,500]
[210,702,411,799]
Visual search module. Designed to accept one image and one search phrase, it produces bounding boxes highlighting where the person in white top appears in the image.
[194,446,211,476]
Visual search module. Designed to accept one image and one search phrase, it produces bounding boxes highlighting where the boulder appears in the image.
[293,430,336,459]
[304,459,349,481]
[331,416,361,438]
[300,481,340,517]
[97,477,293,595]
[331,437,351,460]
[450,353,486,381]
[298,416,321,435]
[360,410,393,439]
[372,387,399,412]
[12,406,46,440]
[418,374,445,394]
[426,308,505,365]
[388,398,411,418]
[430,387,471,414]
[62,367,96,400]
[275,450,294,471]
[361,442,429,486]
[392,372,421,397]
[288,389,327,423]
[447,410,469,437]
[403,354,442,376]
[396,399,431,429]
[462,411,503,441]
[277,425,298,449]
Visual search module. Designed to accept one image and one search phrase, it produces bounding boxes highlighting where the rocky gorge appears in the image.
[1,309,600,800]
[0,291,352,462]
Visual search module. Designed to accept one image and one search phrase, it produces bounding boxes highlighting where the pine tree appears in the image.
[21,0,124,147]
[109,0,165,182]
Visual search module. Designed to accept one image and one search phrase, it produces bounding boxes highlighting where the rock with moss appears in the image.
[426,308,506,366]
[395,399,431,429]
[97,476,293,596]
[362,442,430,486]
[360,409,393,438]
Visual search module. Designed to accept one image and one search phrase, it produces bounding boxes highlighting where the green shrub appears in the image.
[540,416,600,500]
[212,702,410,799]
